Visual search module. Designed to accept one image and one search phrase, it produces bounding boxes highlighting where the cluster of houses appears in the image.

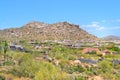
[9,43,26,52]
[28,40,120,55]
[7,39,120,55]
[81,47,120,56]
[5,40,120,67]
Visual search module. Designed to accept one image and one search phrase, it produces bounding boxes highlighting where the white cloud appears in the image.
[81,22,105,31]
[97,19,120,23]
[80,20,120,38]
[97,27,105,30]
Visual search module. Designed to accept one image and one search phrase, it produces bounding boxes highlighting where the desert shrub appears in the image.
[54,53,63,59]
[114,65,120,69]
[50,46,60,52]
[84,67,95,76]
[34,62,69,80]
[11,62,39,78]
[59,59,70,70]
[98,60,112,73]
[68,55,76,60]
[84,66,102,75]
[11,54,69,80]
[11,61,41,78]
[30,51,42,57]
[101,72,120,80]
[115,71,120,79]
[3,61,14,66]
[66,65,86,74]
[107,46,120,52]
[75,75,85,80]
[87,51,97,54]
[10,54,41,78]
[17,54,33,64]
[0,75,5,80]
[19,40,27,45]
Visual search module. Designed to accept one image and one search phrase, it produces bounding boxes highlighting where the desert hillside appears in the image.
[0,21,98,42]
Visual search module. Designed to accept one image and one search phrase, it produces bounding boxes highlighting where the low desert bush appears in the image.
[34,62,69,80]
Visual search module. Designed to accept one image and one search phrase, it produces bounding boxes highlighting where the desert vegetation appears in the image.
[0,40,120,80]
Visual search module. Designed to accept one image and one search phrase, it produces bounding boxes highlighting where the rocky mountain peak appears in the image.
[0,21,98,42]
[23,21,48,28]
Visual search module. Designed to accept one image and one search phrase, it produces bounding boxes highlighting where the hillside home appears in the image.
[9,44,26,52]
[82,48,100,54]
[72,43,82,48]
[101,50,111,55]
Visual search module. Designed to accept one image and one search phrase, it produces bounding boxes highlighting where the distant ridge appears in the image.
[0,21,98,42]
[102,35,120,40]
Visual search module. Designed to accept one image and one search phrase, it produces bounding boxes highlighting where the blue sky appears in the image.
[0,0,120,38]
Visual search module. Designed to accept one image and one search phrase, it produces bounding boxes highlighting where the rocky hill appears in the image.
[0,21,98,42]
[102,35,120,40]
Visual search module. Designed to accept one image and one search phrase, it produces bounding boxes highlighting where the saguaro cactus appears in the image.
[2,41,8,65]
